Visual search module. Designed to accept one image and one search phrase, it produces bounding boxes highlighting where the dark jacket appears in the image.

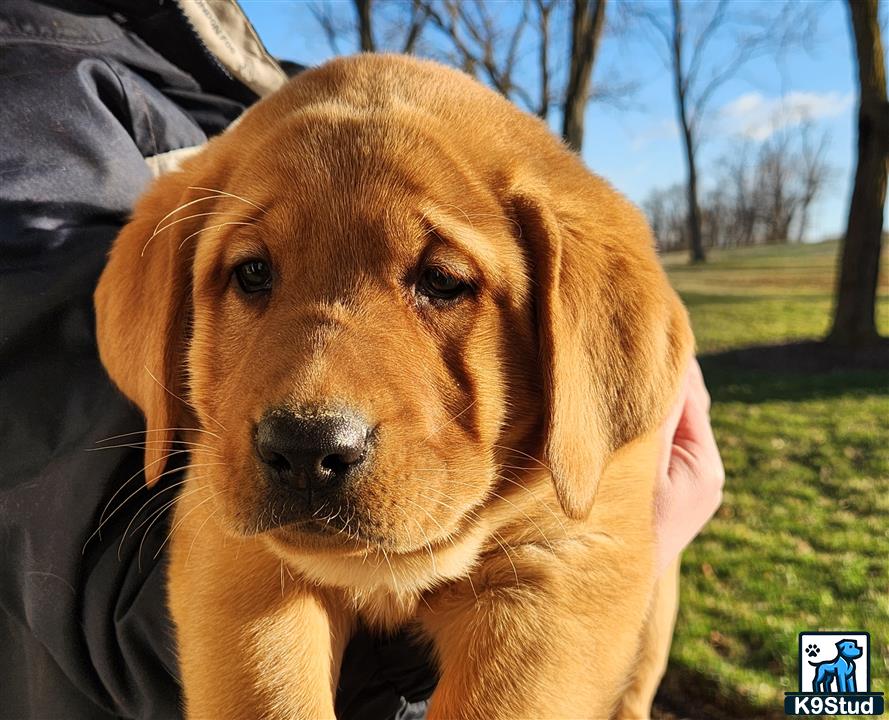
[0,1,435,717]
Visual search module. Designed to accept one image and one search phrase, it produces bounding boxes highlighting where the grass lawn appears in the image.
[657,241,889,718]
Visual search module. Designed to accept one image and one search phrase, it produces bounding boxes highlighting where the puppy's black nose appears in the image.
[255,410,370,494]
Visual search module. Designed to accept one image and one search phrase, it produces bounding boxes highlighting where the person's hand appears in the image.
[654,359,725,575]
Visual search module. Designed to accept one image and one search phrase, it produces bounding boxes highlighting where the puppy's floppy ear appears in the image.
[95,169,200,486]
[509,179,693,520]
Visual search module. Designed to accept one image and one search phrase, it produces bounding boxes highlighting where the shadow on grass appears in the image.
[698,339,889,403]
[654,661,786,720]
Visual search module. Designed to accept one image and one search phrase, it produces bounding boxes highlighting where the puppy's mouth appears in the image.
[260,496,477,557]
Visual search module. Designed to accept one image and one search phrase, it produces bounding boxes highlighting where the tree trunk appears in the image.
[562,0,606,152]
[537,1,552,120]
[681,127,706,262]
[828,0,888,346]
[671,0,706,263]
[355,0,375,52]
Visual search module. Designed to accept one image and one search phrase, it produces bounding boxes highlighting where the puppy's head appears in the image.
[95,55,691,583]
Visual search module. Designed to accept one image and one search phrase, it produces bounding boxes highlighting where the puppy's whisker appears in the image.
[495,473,568,534]
[409,515,437,576]
[93,427,223,443]
[437,483,555,554]
[142,366,227,431]
[86,439,220,454]
[185,507,220,568]
[143,195,225,255]
[380,547,400,595]
[83,451,197,552]
[423,488,523,585]
[489,531,521,587]
[150,193,233,235]
[417,399,477,446]
[424,201,477,231]
[179,220,253,250]
[135,485,211,569]
[177,221,254,250]
[412,464,535,473]
[126,479,193,534]
[401,497,453,548]
[439,473,559,524]
[187,185,266,211]
[124,469,216,540]
[151,211,256,241]
[113,463,221,554]
[492,444,553,473]
[149,486,219,560]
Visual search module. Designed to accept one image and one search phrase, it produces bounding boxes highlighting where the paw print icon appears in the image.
[805,643,819,658]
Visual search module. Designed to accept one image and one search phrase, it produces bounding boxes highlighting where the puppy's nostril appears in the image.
[319,451,360,476]
[266,451,291,473]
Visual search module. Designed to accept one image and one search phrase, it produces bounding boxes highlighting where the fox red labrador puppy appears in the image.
[95,54,692,719]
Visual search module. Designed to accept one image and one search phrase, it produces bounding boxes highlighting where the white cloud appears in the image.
[719,91,853,141]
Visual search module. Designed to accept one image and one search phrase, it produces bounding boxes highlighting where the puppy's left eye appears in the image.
[234,259,272,294]
[417,267,469,302]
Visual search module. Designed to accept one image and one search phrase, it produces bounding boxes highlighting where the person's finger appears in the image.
[654,359,725,576]
[657,360,694,482]
[687,358,711,412]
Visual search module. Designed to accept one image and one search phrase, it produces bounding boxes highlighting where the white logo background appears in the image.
[800,632,869,693]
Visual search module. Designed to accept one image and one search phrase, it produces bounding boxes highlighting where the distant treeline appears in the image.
[644,124,831,252]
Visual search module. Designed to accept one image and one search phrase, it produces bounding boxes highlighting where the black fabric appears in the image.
[0,1,436,717]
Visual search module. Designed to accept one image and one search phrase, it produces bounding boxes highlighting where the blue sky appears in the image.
[241,0,876,241]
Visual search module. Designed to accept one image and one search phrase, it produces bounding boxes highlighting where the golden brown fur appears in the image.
[94,54,693,719]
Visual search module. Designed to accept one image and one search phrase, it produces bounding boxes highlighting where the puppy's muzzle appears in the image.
[255,408,372,499]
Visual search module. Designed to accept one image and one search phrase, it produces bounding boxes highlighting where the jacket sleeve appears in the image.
[0,40,206,720]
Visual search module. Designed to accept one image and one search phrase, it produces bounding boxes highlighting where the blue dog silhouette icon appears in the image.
[809,639,863,693]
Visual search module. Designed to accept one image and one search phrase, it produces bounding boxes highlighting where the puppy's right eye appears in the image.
[234,259,272,294]
[417,266,470,303]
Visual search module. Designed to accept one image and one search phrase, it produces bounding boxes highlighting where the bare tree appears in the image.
[631,1,808,263]
[356,0,375,51]
[757,133,798,244]
[829,0,889,347]
[633,1,725,262]
[563,0,607,150]
[307,1,627,151]
[310,0,431,56]
[669,0,704,262]
[794,124,830,243]
[533,0,555,119]
[643,183,689,252]
[423,1,538,110]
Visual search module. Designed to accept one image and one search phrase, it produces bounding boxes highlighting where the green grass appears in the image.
[662,241,889,353]
[659,241,889,718]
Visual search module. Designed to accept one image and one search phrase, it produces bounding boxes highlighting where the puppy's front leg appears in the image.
[168,493,352,719]
[421,545,656,720]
